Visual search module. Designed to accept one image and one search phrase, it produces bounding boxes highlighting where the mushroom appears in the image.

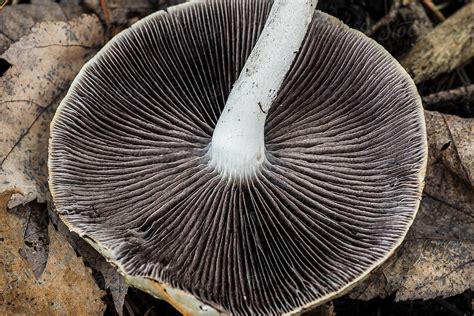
[49,0,427,315]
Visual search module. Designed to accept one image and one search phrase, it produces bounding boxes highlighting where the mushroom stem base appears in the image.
[208,0,317,179]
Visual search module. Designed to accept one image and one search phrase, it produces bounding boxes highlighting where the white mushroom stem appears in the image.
[208,0,318,179]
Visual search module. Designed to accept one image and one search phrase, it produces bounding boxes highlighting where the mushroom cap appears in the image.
[49,1,427,315]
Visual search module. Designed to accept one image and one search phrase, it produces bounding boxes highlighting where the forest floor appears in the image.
[0,0,472,315]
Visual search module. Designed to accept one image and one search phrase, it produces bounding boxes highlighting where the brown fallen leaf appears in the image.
[0,1,83,54]
[10,201,50,279]
[425,110,473,186]
[0,14,104,209]
[48,200,129,315]
[0,192,106,315]
[350,110,474,301]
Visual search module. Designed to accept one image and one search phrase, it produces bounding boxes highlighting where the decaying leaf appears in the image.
[424,110,473,186]
[0,14,104,209]
[350,110,474,301]
[0,1,83,54]
[48,201,129,315]
[0,193,106,315]
[100,261,129,316]
[10,201,50,279]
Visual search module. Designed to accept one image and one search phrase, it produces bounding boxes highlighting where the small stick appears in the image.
[422,84,474,108]
[421,0,446,22]
[365,0,402,37]
[99,0,111,27]
[0,0,9,11]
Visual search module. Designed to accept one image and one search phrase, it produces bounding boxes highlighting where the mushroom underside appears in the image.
[49,1,427,315]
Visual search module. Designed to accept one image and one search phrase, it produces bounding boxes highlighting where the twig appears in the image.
[143,306,155,316]
[421,0,446,22]
[365,0,402,37]
[124,300,135,316]
[400,2,474,83]
[99,0,111,27]
[0,0,9,11]
[422,84,474,108]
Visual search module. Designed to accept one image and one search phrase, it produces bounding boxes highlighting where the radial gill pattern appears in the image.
[49,0,427,315]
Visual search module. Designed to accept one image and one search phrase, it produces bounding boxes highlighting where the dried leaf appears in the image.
[102,263,129,316]
[11,202,50,279]
[425,111,473,186]
[350,111,474,301]
[394,240,472,301]
[0,1,83,54]
[0,193,106,315]
[48,201,129,315]
[0,14,104,209]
